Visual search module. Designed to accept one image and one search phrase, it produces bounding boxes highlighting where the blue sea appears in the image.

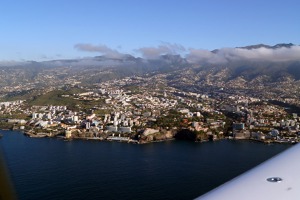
[0,131,291,200]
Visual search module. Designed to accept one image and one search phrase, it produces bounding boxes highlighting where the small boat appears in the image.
[0,133,3,138]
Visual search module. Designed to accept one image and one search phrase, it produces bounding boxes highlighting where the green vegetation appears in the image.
[0,122,13,130]
[156,110,182,128]
[0,113,31,120]
[28,90,80,106]
[94,109,112,115]
[26,89,108,112]
[121,85,140,93]
[1,89,41,101]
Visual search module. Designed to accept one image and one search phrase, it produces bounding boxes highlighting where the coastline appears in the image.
[2,129,292,200]
[2,128,297,145]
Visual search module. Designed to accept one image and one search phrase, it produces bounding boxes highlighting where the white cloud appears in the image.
[136,43,186,59]
[186,46,300,63]
[74,43,125,59]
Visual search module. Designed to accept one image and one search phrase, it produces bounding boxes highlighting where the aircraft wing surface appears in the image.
[196,143,300,200]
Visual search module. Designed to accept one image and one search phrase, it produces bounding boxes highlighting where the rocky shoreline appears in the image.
[4,127,296,145]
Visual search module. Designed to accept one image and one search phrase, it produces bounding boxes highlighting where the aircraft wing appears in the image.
[196,143,300,200]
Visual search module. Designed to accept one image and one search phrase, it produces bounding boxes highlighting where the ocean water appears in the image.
[0,131,291,200]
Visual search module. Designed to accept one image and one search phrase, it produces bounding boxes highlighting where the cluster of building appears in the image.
[0,75,299,144]
[0,100,25,115]
[227,96,300,143]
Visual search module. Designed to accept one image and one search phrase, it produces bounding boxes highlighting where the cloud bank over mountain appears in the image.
[186,45,300,64]
[74,42,300,64]
[74,44,125,59]
[136,43,186,59]
[1,43,299,67]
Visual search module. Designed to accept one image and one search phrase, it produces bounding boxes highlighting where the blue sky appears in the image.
[1,0,299,61]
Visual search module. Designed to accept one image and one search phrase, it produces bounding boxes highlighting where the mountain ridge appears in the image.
[237,43,295,50]
[0,43,299,90]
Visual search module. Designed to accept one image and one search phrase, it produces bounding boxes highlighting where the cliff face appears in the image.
[138,128,214,143]
[139,128,175,143]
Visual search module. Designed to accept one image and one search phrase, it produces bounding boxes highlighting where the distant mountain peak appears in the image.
[237,43,295,50]
[273,43,295,49]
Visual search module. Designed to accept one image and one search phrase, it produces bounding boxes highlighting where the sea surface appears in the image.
[0,130,291,200]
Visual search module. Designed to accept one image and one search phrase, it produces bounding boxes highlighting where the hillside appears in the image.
[0,43,299,98]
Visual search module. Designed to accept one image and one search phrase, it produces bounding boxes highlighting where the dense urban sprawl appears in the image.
[0,75,299,144]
